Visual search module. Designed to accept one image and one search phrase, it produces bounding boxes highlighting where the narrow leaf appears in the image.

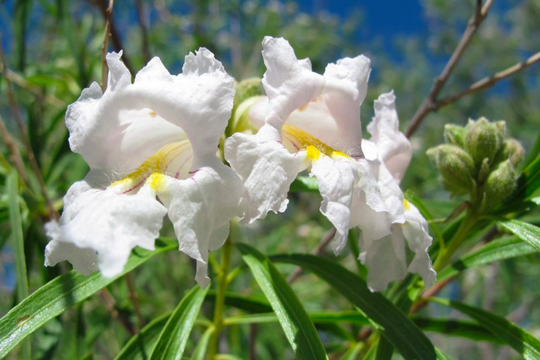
[206,291,272,313]
[431,298,540,360]
[114,312,171,360]
[412,317,503,343]
[7,171,30,359]
[0,239,177,358]
[191,327,213,360]
[498,219,540,253]
[271,254,438,360]
[149,285,208,360]
[236,243,328,360]
[7,170,28,302]
[438,236,536,281]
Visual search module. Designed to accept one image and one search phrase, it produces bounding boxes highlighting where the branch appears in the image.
[135,0,151,64]
[101,0,114,91]
[405,0,495,138]
[99,289,137,335]
[436,51,540,108]
[0,33,58,220]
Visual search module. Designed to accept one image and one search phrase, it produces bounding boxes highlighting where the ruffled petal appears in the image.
[367,92,411,182]
[310,154,390,253]
[261,37,325,126]
[67,49,233,178]
[402,202,437,289]
[156,159,243,287]
[224,124,306,223]
[44,239,97,275]
[362,229,408,292]
[44,180,167,277]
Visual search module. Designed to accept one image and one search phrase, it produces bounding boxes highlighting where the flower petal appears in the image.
[367,92,411,182]
[44,180,167,278]
[362,229,408,292]
[225,124,307,223]
[67,49,233,178]
[402,202,436,289]
[157,160,243,287]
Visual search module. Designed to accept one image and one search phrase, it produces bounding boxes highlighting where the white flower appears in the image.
[44,50,243,287]
[224,37,390,254]
[361,92,436,291]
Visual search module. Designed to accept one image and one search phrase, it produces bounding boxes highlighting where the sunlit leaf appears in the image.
[236,243,328,360]
[0,239,177,358]
[438,236,536,280]
[498,219,540,254]
[431,298,540,360]
[271,254,439,360]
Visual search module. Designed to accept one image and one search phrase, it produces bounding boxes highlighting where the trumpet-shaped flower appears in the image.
[45,50,243,287]
[225,37,391,254]
[361,92,436,291]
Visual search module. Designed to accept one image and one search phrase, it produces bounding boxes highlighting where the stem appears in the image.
[433,213,477,272]
[207,238,233,359]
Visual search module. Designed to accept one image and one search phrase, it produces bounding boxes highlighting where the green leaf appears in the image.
[0,239,177,358]
[206,291,272,313]
[224,311,369,326]
[290,176,319,193]
[438,236,536,281]
[115,312,172,360]
[7,170,30,360]
[498,219,540,254]
[191,327,213,360]
[149,285,208,360]
[412,317,503,343]
[339,342,362,360]
[375,336,394,360]
[271,254,438,360]
[431,298,540,360]
[7,170,28,303]
[236,243,328,360]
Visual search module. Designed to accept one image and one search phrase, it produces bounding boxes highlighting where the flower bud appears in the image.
[444,124,466,147]
[484,160,517,207]
[234,78,264,106]
[495,139,525,167]
[427,144,475,195]
[464,117,503,164]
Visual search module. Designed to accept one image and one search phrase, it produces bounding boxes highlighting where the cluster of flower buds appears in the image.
[427,117,524,210]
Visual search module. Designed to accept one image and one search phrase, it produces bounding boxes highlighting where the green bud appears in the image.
[495,139,525,167]
[234,78,264,106]
[427,144,475,195]
[444,124,466,147]
[484,160,517,208]
[464,117,503,164]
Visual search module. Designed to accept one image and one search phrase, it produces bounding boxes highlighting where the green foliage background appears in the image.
[0,0,539,359]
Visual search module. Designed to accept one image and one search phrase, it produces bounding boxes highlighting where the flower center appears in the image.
[108,140,192,193]
[282,124,349,160]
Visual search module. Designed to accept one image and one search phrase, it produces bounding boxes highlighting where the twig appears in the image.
[405,0,494,138]
[436,51,540,108]
[287,227,337,284]
[99,288,137,335]
[249,324,257,360]
[100,0,114,91]
[135,0,151,64]
[0,33,58,220]
[125,273,145,328]
[0,113,30,185]
[409,276,456,314]
[94,0,133,74]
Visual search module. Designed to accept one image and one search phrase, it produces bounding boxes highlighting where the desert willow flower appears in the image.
[45,50,243,287]
[225,37,435,291]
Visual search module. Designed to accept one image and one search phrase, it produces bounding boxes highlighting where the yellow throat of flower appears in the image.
[109,140,191,193]
[282,124,349,160]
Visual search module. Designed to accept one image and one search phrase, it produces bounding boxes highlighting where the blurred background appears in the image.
[0,0,539,359]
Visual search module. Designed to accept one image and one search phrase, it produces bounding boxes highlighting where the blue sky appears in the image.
[297,0,427,38]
